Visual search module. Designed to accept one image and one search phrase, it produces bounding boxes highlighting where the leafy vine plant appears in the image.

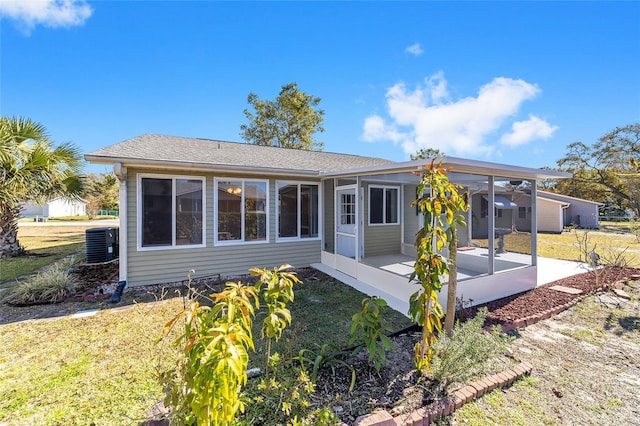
[409,160,469,372]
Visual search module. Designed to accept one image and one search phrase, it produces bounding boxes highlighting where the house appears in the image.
[85,134,570,313]
[537,191,603,230]
[467,187,603,236]
[21,197,88,220]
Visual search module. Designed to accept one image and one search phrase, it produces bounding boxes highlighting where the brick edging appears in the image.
[495,299,578,333]
[352,361,534,426]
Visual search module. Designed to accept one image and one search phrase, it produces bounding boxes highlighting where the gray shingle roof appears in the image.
[85,134,394,174]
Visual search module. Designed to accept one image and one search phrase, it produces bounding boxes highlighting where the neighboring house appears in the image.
[470,189,603,235]
[537,191,603,229]
[21,197,88,219]
[86,134,570,313]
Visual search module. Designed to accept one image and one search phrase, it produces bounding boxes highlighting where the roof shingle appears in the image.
[85,134,394,173]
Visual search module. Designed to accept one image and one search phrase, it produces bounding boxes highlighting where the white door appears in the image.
[336,186,357,258]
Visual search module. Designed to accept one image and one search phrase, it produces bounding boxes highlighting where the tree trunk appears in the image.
[444,224,458,337]
[0,204,25,259]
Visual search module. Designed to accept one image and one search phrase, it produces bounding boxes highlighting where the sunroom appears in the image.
[314,158,570,314]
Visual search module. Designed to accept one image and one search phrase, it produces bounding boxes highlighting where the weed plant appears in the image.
[294,343,356,392]
[241,354,339,425]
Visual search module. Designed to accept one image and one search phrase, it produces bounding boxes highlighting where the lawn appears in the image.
[0,270,412,425]
[0,225,90,283]
[474,223,639,267]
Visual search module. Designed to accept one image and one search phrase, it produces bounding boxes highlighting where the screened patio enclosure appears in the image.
[316,158,567,314]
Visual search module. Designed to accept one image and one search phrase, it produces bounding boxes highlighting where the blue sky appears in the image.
[1,1,639,175]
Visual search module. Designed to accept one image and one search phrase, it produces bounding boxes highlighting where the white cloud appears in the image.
[501,115,558,147]
[405,43,423,56]
[0,0,93,33]
[363,115,410,146]
[362,72,552,158]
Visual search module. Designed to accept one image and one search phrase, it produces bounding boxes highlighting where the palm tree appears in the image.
[0,117,84,258]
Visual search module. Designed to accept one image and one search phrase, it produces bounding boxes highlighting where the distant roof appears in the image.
[85,134,393,176]
[537,190,604,206]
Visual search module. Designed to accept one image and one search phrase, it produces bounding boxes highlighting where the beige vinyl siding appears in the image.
[323,179,335,253]
[537,198,564,233]
[362,182,401,257]
[125,168,321,287]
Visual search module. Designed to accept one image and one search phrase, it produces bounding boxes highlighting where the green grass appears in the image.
[0,300,181,425]
[0,226,89,284]
[0,271,412,425]
[451,376,554,426]
[473,223,639,266]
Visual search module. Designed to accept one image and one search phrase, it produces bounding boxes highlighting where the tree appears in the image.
[0,117,84,258]
[240,82,325,150]
[409,160,468,371]
[410,148,444,160]
[85,173,118,218]
[554,123,640,215]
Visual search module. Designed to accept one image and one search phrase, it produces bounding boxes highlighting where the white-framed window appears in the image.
[137,174,205,250]
[368,185,399,225]
[276,181,320,241]
[214,178,268,244]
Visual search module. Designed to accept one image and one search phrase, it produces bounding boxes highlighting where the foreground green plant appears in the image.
[4,255,80,304]
[349,296,394,372]
[430,308,511,392]
[160,266,301,425]
[251,264,300,383]
[160,278,259,425]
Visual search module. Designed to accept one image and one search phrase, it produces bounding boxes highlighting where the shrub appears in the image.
[429,308,511,392]
[4,256,80,305]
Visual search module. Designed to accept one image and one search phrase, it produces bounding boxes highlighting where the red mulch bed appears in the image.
[462,266,640,328]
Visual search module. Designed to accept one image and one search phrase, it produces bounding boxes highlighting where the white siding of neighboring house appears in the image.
[21,198,87,218]
[47,198,87,217]
[536,197,565,233]
[565,201,599,228]
[537,191,602,229]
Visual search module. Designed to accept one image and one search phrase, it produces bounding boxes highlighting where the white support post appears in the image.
[531,181,538,267]
[488,176,495,275]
